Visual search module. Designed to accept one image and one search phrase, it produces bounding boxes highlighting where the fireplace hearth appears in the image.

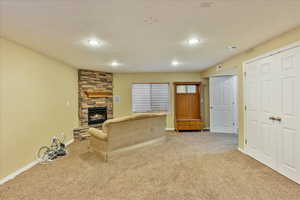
[88,107,107,125]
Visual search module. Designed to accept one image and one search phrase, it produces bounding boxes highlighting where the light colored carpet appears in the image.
[1,132,300,200]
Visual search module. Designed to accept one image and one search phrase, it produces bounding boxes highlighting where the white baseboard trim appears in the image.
[238,147,247,155]
[0,159,39,185]
[65,138,74,146]
[165,128,175,131]
[0,138,74,185]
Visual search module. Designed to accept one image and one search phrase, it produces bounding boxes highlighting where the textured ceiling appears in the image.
[1,0,300,72]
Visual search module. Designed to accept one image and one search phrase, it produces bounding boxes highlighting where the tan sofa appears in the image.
[89,113,167,161]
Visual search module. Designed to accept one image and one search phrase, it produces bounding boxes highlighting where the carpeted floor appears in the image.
[1,132,300,200]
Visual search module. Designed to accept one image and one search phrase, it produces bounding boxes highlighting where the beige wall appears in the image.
[200,26,300,149]
[113,72,207,129]
[0,38,78,179]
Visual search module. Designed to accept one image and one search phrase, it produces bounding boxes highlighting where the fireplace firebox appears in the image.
[88,107,107,125]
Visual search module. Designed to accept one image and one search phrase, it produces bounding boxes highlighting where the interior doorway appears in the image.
[209,75,238,134]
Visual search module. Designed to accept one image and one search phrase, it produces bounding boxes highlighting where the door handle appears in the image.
[269,116,282,122]
[274,117,282,122]
[269,116,276,121]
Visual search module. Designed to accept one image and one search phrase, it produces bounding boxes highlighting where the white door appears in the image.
[244,61,260,156]
[245,56,278,169]
[245,45,300,184]
[276,47,300,183]
[209,76,237,133]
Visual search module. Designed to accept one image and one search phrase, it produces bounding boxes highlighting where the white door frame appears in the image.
[209,75,238,134]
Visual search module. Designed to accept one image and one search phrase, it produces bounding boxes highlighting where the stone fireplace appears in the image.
[74,69,113,140]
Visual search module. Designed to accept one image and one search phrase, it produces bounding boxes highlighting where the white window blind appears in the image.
[132,83,169,112]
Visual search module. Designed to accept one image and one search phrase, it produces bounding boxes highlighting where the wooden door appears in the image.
[176,85,200,119]
[174,82,204,131]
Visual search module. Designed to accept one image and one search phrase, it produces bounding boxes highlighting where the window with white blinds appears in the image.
[132,83,169,112]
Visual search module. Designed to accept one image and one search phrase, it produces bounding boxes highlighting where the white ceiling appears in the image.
[1,0,300,72]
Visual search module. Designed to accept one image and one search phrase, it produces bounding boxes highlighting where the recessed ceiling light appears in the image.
[172,60,180,66]
[111,61,120,67]
[181,36,206,47]
[188,38,200,45]
[88,39,101,47]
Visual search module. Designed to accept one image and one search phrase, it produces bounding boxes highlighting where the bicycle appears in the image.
[37,134,67,163]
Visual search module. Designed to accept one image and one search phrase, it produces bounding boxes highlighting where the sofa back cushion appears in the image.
[106,115,166,151]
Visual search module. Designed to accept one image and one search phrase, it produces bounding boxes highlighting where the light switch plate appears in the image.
[114,96,120,103]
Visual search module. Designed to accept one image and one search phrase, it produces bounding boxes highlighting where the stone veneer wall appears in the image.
[78,69,113,127]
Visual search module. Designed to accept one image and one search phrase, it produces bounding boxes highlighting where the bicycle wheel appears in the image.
[37,146,50,162]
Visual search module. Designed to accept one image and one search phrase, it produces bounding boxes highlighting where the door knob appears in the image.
[269,116,282,122]
[269,116,276,120]
[274,117,282,122]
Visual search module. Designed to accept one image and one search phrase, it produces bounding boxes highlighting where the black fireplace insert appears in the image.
[88,107,107,125]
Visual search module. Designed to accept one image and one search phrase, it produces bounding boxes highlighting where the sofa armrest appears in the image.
[88,128,108,141]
